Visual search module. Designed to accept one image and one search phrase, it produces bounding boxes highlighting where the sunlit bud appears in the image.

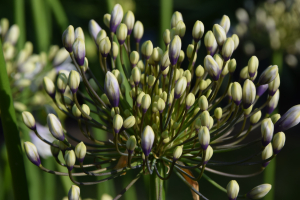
[141,125,155,156]
[110,4,123,33]
[131,67,141,85]
[228,59,236,74]
[262,143,273,167]
[247,56,258,78]
[133,21,144,43]
[102,13,111,28]
[47,114,65,141]
[75,27,84,41]
[147,75,155,88]
[122,116,135,129]
[123,11,135,35]
[72,38,85,66]
[0,18,9,38]
[186,44,194,60]
[160,52,170,71]
[208,116,214,130]
[204,55,221,80]
[116,23,127,45]
[221,38,234,61]
[175,20,186,38]
[126,135,136,154]
[68,185,80,200]
[254,85,267,99]
[171,11,183,28]
[238,65,247,80]
[95,30,107,47]
[130,51,139,67]
[75,142,86,162]
[100,94,110,106]
[112,69,123,85]
[248,109,261,125]
[163,29,171,45]
[219,15,230,34]
[268,74,280,96]
[142,94,151,113]
[71,104,81,117]
[231,82,242,105]
[267,90,279,114]
[247,184,272,199]
[204,145,213,164]
[274,105,300,133]
[104,72,120,107]
[214,107,222,120]
[271,114,281,124]
[62,25,75,52]
[144,40,153,59]
[185,93,195,110]
[198,80,207,91]
[81,104,90,118]
[174,77,187,99]
[57,73,68,93]
[22,111,36,130]
[198,126,210,150]
[50,140,60,157]
[168,94,174,106]
[257,65,278,85]
[99,37,111,57]
[52,48,68,66]
[227,180,239,200]
[43,77,56,98]
[68,70,80,93]
[64,150,76,171]
[221,62,229,77]
[192,20,204,42]
[135,92,145,107]
[156,98,165,113]
[173,146,183,161]
[227,83,233,99]
[159,92,167,103]
[4,24,19,45]
[261,118,274,147]
[213,54,223,69]
[198,95,208,111]
[231,34,239,50]
[184,70,191,86]
[88,19,101,43]
[272,132,285,155]
[169,35,182,65]
[24,142,41,166]
[204,31,218,56]
[213,24,227,46]
[242,79,256,109]
[194,65,204,78]
[200,111,210,128]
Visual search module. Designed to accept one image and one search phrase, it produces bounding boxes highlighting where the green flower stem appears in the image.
[202,173,227,193]
[0,40,30,200]
[44,157,55,200]
[14,0,26,50]
[46,0,68,32]
[159,0,173,49]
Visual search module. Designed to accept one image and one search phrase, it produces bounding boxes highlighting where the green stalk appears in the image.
[56,153,73,194]
[46,0,68,32]
[14,0,26,50]
[0,40,30,200]
[44,158,55,200]
[159,0,173,48]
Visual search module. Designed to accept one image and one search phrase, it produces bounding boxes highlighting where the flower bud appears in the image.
[186,93,195,110]
[68,185,80,200]
[47,114,65,141]
[62,25,75,52]
[88,19,101,43]
[204,31,218,56]
[75,142,86,162]
[141,125,155,156]
[148,75,156,88]
[130,51,139,67]
[274,105,300,133]
[227,83,233,99]
[198,126,210,150]
[249,109,261,125]
[194,65,204,78]
[271,114,281,124]
[222,61,229,77]
[221,38,234,61]
[171,11,183,28]
[99,37,111,57]
[184,70,191,85]
[0,18,9,38]
[141,94,151,113]
[68,70,80,93]
[256,84,268,97]
[205,56,221,81]
[192,20,204,42]
[174,77,187,99]
[144,40,153,59]
[242,79,256,109]
[262,143,273,167]
[186,44,194,60]
[268,74,280,96]
[43,77,56,98]
[57,73,68,93]
[81,104,90,118]
[169,35,182,65]
[261,118,274,147]
[123,116,135,129]
[157,98,166,113]
[163,29,171,45]
[136,92,145,107]
[220,15,230,34]
[110,4,123,33]
[248,56,259,78]
[4,24,19,45]
[257,65,278,85]
[65,150,76,170]
[173,146,183,161]
[133,21,144,43]
[204,145,213,164]
[113,114,123,133]
[247,184,272,199]
[231,82,242,105]
[213,54,223,70]
[72,105,81,117]
[160,51,171,71]
[231,34,239,50]
[103,14,111,28]
[198,80,207,91]
[228,59,236,74]
[22,111,36,130]
[75,27,84,41]
[104,72,120,107]
[24,142,41,166]
[214,107,222,120]
[200,111,210,128]
[123,11,135,35]
[267,90,279,114]
[131,67,141,85]
[126,135,136,154]
[227,180,239,200]
[175,20,186,38]
[199,95,208,111]
[213,24,227,46]
[116,23,127,45]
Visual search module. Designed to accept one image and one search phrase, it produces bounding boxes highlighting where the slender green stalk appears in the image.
[44,157,55,200]
[46,0,68,32]
[159,0,173,48]
[0,40,30,199]
[14,0,26,50]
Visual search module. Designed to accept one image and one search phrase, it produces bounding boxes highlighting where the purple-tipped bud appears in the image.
[141,126,155,156]
[104,72,120,107]
[62,25,75,52]
[89,19,101,43]
[267,90,279,114]
[261,118,274,147]
[256,84,268,97]
[204,55,221,81]
[242,79,256,109]
[110,4,123,33]
[274,105,300,133]
[198,126,210,150]
[169,35,182,65]
[72,38,85,66]
[257,65,278,85]
[24,142,41,166]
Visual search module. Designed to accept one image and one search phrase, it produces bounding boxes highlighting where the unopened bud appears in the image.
[75,142,86,162]
[204,145,213,164]
[57,73,68,93]
[274,105,300,133]
[268,74,280,96]
[242,79,256,109]
[270,114,281,124]
[173,146,183,161]
[133,21,144,43]
[192,20,204,42]
[248,56,259,78]
[250,109,262,125]
[47,114,65,141]
[123,116,135,129]
[272,132,285,154]
[24,142,41,166]
[267,90,279,114]
[163,29,171,45]
[43,77,56,98]
[231,34,239,50]
[110,4,123,33]
[198,126,210,150]
[123,11,135,35]
[221,38,234,61]
[228,59,237,73]
[141,126,155,156]
[113,114,123,133]
[257,65,278,85]
[103,14,111,29]
[62,25,75,52]
[169,35,182,65]
[141,94,151,113]
[204,55,221,81]
[220,15,230,34]
[247,184,272,199]
[68,185,80,200]
[175,20,186,38]
[171,11,183,28]
[116,23,127,45]
[68,70,80,93]
[214,107,222,120]
[262,143,273,167]
[261,118,274,147]
[88,19,101,43]
[99,37,111,57]
[231,82,242,105]
[204,31,218,56]
[22,111,36,130]
[126,135,136,154]
[200,111,210,128]
[174,77,187,99]
[130,51,139,67]
[213,24,226,46]
[227,180,239,200]
[64,150,76,170]
[104,72,120,107]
